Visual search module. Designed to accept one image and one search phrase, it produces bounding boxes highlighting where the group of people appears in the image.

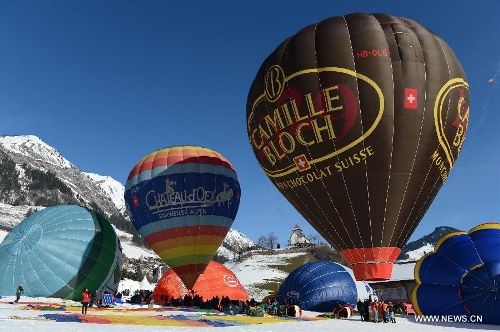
[130,289,153,305]
[264,297,279,315]
[356,296,396,323]
[159,291,258,314]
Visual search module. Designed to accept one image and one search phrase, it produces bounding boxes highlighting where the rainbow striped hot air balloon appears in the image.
[124,146,241,289]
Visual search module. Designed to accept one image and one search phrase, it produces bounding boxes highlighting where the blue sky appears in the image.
[1,1,499,246]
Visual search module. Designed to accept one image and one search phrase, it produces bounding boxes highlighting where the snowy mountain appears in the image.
[0,135,125,224]
[396,226,460,262]
[84,172,127,214]
[0,135,73,169]
[398,243,435,262]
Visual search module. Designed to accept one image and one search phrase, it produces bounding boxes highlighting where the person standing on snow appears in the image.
[96,289,102,308]
[370,299,379,323]
[356,299,365,321]
[388,302,396,323]
[89,289,97,307]
[81,287,90,314]
[363,298,370,321]
[14,283,24,303]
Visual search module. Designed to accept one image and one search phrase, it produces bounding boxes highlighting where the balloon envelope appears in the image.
[153,260,250,303]
[0,205,123,300]
[413,223,500,325]
[124,146,241,289]
[277,261,358,312]
[246,13,469,280]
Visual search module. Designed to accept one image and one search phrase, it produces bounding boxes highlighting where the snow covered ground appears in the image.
[225,252,304,301]
[0,296,496,332]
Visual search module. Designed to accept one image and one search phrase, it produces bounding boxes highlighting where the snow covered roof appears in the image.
[139,276,154,291]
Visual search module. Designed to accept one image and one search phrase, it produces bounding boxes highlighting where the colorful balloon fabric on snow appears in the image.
[413,223,500,325]
[0,205,123,301]
[246,13,469,280]
[277,261,358,312]
[153,260,249,303]
[124,146,241,289]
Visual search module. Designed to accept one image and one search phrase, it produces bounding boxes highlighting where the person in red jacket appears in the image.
[380,300,389,323]
[81,287,90,314]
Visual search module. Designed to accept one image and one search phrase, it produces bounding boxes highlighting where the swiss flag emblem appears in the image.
[405,88,418,109]
[293,154,310,171]
[132,195,140,207]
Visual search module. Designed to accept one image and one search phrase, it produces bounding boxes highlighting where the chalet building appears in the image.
[289,224,311,246]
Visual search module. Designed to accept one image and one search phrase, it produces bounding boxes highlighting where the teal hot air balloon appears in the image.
[124,146,241,290]
[0,205,123,301]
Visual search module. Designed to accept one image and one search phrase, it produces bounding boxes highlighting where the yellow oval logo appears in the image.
[248,66,384,178]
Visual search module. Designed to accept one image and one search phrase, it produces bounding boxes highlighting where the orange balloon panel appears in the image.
[153,260,250,303]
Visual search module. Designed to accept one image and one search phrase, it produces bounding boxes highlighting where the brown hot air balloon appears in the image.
[246,13,469,281]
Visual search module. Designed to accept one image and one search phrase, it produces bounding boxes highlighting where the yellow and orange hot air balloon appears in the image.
[246,13,469,281]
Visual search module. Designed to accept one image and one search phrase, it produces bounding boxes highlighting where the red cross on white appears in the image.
[404,88,418,109]
[293,154,310,171]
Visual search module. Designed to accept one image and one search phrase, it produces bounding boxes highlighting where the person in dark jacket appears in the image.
[363,298,370,321]
[14,283,24,303]
[388,302,396,323]
[356,299,365,321]
[89,290,96,307]
[96,290,102,308]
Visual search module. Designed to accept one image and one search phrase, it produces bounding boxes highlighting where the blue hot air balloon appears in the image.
[413,223,500,325]
[277,261,358,312]
[0,205,123,301]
